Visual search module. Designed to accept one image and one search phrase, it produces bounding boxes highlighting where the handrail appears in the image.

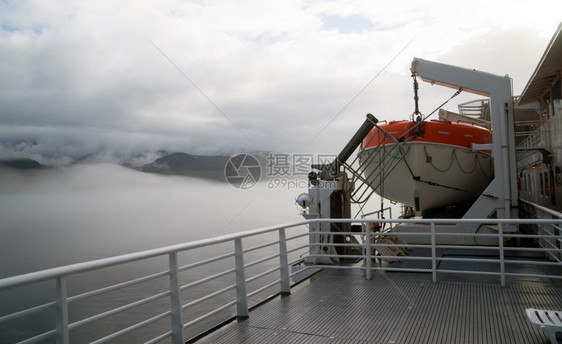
[520,198,562,218]
[1,216,561,344]
[0,219,310,290]
[0,220,311,344]
[7,217,557,290]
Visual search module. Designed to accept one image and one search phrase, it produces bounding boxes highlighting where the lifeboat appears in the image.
[358,120,493,214]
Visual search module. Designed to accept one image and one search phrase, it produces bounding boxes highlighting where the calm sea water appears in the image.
[0,164,306,343]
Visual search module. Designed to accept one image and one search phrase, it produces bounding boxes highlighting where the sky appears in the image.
[0,0,560,166]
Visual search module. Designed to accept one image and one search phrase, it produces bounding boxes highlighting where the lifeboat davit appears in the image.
[358,120,493,214]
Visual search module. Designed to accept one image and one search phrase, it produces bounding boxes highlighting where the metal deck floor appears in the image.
[199,270,562,344]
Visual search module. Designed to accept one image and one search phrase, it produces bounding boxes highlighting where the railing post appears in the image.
[279,229,291,295]
[431,222,437,283]
[538,208,546,256]
[55,277,69,344]
[498,223,506,287]
[169,252,184,344]
[365,223,372,280]
[234,238,249,318]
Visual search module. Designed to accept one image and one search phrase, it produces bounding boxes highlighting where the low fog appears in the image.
[0,164,306,277]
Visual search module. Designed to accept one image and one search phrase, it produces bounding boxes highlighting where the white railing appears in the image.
[0,221,311,344]
[1,215,561,343]
[311,217,561,285]
[518,128,547,148]
[520,198,562,261]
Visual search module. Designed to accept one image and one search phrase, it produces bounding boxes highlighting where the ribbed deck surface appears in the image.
[201,270,562,343]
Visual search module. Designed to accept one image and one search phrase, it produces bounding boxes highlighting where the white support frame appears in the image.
[411,58,519,225]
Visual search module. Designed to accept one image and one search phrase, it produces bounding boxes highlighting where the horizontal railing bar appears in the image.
[286,232,309,241]
[321,265,368,270]
[535,224,561,231]
[68,270,170,303]
[315,254,562,266]
[309,242,368,248]
[287,244,310,254]
[3,217,561,290]
[504,272,562,279]
[313,254,562,265]
[428,244,501,250]
[367,267,431,273]
[182,300,237,329]
[246,266,279,284]
[0,301,56,324]
[520,198,562,218]
[243,240,279,254]
[180,268,235,291]
[373,256,432,261]
[244,254,280,269]
[0,220,311,290]
[308,242,373,248]
[434,232,508,237]
[309,232,506,238]
[437,269,500,276]
[314,218,562,224]
[306,232,452,237]
[16,329,56,344]
[182,284,236,310]
[247,279,281,298]
[497,233,562,239]
[69,291,169,330]
[144,330,172,344]
[366,244,561,254]
[437,257,500,263]
[366,243,436,249]
[503,246,562,252]
[309,254,365,259]
[179,252,235,271]
[399,232,501,238]
[503,259,562,266]
[309,230,561,238]
[90,311,171,344]
[369,244,498,250]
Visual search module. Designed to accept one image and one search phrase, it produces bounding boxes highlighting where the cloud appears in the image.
[322,14,373,34]
[0,1,560,166]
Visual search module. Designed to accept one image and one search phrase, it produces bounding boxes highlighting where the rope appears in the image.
[423,145,454,173]
[454,149,477,174]
[413,177,497,199]
[382,139,496,200]
[404,144,495,199]
[423,146,490,175]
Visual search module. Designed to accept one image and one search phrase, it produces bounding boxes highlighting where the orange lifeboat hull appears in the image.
[358,120,493,214]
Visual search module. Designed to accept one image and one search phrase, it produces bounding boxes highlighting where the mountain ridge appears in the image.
[140,152,231,181]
